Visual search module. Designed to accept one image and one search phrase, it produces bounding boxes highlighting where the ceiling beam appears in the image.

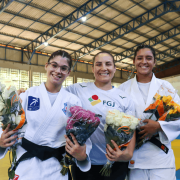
[156,44,180,61]
[19,0,170,60]
[12,0,175,61]
[130,0,180,44]
[115,24,180,62]
[0,0,14,14]
[115,44,180,69]
[25,0,109,51]
[72,1,180,63]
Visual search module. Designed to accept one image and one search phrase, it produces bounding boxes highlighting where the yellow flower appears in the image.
[162,95,172,104]
[169,109,174,114]
[173,109,177,114]
[169,108,178,114]
[155,93,161,100]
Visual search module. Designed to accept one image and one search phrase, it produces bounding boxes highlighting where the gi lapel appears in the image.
[39,82,51,112]
[32,84,66,143]
[130,75,145,118]
[145,74,162,109]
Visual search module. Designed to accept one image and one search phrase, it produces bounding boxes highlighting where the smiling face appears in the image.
[92,53,116,85]
[45,55,70,89]
[133,48,156,77]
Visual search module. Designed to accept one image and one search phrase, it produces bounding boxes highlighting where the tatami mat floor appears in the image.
[0,152,10,180]
[0,140,180,180]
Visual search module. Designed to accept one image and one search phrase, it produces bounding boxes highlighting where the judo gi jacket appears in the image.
[0,83,92,180]
[119,74,180,169]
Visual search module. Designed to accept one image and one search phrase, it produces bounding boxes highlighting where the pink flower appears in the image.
[70,106,83,114]
[66,118,77,130]
[66,106,100,130]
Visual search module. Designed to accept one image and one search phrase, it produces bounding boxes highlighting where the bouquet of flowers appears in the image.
[60,105,101,175]
[100,109,139,176]
[136,83,180,149]
[0,82,26,179]
[158,97,180,121]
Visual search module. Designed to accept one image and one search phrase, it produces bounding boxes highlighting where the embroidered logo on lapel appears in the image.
[79,84,87,88]
[119,95,126,99]
[28,96,40,111]
[62,102,68,115]
[13,174,19,180]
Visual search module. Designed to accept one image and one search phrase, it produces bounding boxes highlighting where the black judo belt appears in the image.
[148,136,169,154]
[13,138,65,171]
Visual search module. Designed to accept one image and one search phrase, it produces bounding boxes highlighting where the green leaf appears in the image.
[8,167,15,179]
[117,129,121,133]
[19,102,22,110]
[9,91,16,99]
[6,99,11,108]
[1,108,6,114]
[10,101,19,113]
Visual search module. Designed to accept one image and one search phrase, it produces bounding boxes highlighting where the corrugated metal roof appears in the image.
[0,0,179,71]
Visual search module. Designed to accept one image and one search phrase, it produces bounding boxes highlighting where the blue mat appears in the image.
[176,169,180,180]
[177,135,180,139]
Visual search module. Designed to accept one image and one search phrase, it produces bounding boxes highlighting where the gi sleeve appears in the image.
[124,97,136,117]
[65,84,78,96]
[158,81,180,144]
[69,92,92,172]
[19,91,28,112]
[75,137,92,172]
[159,120,180,144]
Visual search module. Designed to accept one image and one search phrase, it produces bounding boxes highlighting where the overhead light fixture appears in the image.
[44,42,48,46]
[81,16,86,22]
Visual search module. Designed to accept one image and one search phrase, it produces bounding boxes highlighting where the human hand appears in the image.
[106,140,132,162]
[0,124,18,148]
[17,88,25,95]
[139,119,161,139]
[64,133,87,161]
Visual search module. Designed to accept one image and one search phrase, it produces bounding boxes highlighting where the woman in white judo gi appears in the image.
[65,51,136,180]
[0,50,91,180]
[119,45,180,180]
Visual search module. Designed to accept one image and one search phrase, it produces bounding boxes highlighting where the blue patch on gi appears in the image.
[62,102,68,115]
[28,96,40,111]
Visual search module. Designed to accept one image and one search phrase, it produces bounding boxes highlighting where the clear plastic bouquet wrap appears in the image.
[60,105,101,175]
[136,82,180,149]
[100,109,139,176]
[0,82,26,179]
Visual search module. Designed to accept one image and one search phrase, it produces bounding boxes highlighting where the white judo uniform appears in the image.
[0,83,91,180]
[119,74,180,180]
[66,82,135,165]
